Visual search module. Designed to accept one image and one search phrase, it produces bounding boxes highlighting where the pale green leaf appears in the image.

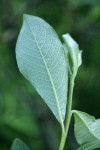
[63,44,72,75]
[76,140,100,150]
[62,33,82,74]
[16,14,68,124]
[10,138,30,150]
[73,110,100,150]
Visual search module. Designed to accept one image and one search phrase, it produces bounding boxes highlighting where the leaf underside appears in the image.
[10,138,30,150]
[73,110,100,150]
[76,140,100,150]
[16,14,68,124]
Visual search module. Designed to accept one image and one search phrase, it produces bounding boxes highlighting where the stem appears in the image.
[59,73,75,150]
[65,74,75,135]
[59,130,66,150]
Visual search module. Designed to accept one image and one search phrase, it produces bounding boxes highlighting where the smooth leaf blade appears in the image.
[16,14,68,124]
[10,138,30,150]
[73,110,100,146]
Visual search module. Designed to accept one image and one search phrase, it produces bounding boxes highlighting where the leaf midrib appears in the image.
[24,16,64,126]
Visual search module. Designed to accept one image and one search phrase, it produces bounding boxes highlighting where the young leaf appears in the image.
[62,34,82,75]
[16,14,68,125]
[10,138,30,150]
[63,44,72,75]
[73,110,100,150]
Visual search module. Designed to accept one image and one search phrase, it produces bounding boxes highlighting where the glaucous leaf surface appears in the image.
[62,34,82,74]
[16,14,68,124]
[10,138,30,150]
[73,110,100,150]
[63,44,72,75]
[76,140,100,150]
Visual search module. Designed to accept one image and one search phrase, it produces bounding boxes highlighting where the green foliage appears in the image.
[73,110,100,150]
[15,14,100,150]
[11,138,30,150]
[63,33,82,75]
[76,140,100,150]
[16,14,68,125]
[0,0,100,150]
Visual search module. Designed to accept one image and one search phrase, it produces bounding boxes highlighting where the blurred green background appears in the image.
[0,0,100,149]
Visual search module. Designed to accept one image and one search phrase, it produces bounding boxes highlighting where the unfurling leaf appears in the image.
[16,14,68,125]
[62,34,82,75]
[73,110,100,150]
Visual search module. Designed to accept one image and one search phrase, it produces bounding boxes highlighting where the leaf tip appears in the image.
[23,14,29,20]
[12,138,22,144]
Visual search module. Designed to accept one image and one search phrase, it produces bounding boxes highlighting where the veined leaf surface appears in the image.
[73,110,100,150]
[76,140,100,150]
[11,138,30,150]
[16,14,68,124]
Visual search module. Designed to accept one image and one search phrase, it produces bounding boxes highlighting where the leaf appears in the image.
[73,110,100,150]
[62,33,82,74]
[63,44,72,75]
[10,138,30,150]
[76,140,100,150]
[16,14,68,124]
